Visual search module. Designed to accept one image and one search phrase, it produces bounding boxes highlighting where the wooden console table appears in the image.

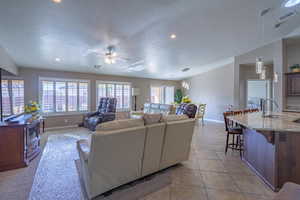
[0,114,42,171]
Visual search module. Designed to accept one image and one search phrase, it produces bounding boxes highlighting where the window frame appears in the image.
[1,76,24,116]
[96,80,132,111]
[39,77,91,116]
[150,85,175,104]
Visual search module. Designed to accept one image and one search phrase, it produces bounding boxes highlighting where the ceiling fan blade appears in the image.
[84,48,102,56]
[117,57,131,62]
[120,60,145,69]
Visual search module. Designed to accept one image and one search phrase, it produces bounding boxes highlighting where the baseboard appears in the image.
[204,118,224,124]
[45,125,79,131]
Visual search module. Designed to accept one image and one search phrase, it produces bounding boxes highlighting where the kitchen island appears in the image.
[228,112,300,191]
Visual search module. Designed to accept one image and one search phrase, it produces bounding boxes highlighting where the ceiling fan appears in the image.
[85,45,130,64]
[85,45,146,72]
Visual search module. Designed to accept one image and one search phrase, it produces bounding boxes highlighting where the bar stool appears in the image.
[223,111,243,158]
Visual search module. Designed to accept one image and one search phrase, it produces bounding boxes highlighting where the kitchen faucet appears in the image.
[260,98,279,117]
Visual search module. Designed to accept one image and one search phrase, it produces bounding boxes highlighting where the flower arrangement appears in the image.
[290,64,300,73]
[182,96,192,103]
[25,101,41,114]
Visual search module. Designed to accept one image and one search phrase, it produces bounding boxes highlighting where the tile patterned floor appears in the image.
[0,121,277,200]
[141,121,276,200]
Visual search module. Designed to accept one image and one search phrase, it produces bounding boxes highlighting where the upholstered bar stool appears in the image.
[223,111,243,158]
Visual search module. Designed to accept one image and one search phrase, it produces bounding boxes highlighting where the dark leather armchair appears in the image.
[176,103,198,118]
[83,97,117,131]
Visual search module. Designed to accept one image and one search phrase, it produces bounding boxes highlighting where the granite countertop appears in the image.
[228,112,300,132]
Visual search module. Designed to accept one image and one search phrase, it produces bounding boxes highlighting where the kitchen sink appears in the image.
[263,114,281,118]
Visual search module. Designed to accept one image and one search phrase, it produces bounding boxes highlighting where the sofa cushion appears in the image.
[161,114,189,122]
[95,118,144,132]
[143,113,162,125]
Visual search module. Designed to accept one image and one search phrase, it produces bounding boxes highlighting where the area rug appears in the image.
[75,159,171,200]
[29,129,89,200]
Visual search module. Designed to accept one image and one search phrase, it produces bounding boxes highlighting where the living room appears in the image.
[1,0,300,200]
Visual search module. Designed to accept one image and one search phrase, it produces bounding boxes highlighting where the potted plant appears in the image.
[290,64,300,73]
[174,89,183,104]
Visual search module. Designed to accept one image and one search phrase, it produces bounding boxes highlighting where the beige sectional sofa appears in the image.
[77,114,195,199]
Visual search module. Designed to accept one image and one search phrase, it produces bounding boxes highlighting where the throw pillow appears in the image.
[143,113,162,125]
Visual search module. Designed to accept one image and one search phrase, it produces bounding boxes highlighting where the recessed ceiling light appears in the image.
[170,34,177,39]
[55,58,61,62]
[52,0,62,3]
[284,0,300,7]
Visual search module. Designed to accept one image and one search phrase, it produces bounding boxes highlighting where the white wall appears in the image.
[183,63,234,122]
[0,45,18,75]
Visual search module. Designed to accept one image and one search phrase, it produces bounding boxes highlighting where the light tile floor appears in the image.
[141,121,276,200]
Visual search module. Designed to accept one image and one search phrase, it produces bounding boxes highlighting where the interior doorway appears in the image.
[247,80,273,109]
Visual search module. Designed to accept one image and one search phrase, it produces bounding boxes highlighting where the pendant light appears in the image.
[256,58,264,74]
[260,68,266,80]
[273,72,279,83]
[256,8,269,76]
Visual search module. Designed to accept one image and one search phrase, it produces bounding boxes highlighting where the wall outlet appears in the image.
[64,119,69,123]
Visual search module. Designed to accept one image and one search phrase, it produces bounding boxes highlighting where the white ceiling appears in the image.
[0,0,300,80]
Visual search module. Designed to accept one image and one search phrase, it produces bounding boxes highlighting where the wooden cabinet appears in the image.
[286,73,300,96]
[0,114,41,171]
[243,128,300,191]
[243,128,276,190]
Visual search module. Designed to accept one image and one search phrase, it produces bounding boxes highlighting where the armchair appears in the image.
[175,103,198,118]
[83,97,117,131]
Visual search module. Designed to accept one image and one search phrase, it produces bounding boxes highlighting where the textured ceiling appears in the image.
[0,0,300,80]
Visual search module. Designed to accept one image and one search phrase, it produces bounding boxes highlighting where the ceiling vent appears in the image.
[94,65,102,69]
[275,11,298,28]
[182,68,191,72]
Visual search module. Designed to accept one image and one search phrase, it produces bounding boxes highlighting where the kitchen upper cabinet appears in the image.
[286,73,300,96]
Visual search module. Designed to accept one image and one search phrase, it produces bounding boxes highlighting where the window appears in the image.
[67,82,77,112]
[165,86,175,104]
[1,79,24,116]
[55,81,66,112]
[39,78,90,113]
[79,82,88,111]
[151,87,164,104]
[151,86,174,104]
[96,81,131,110]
